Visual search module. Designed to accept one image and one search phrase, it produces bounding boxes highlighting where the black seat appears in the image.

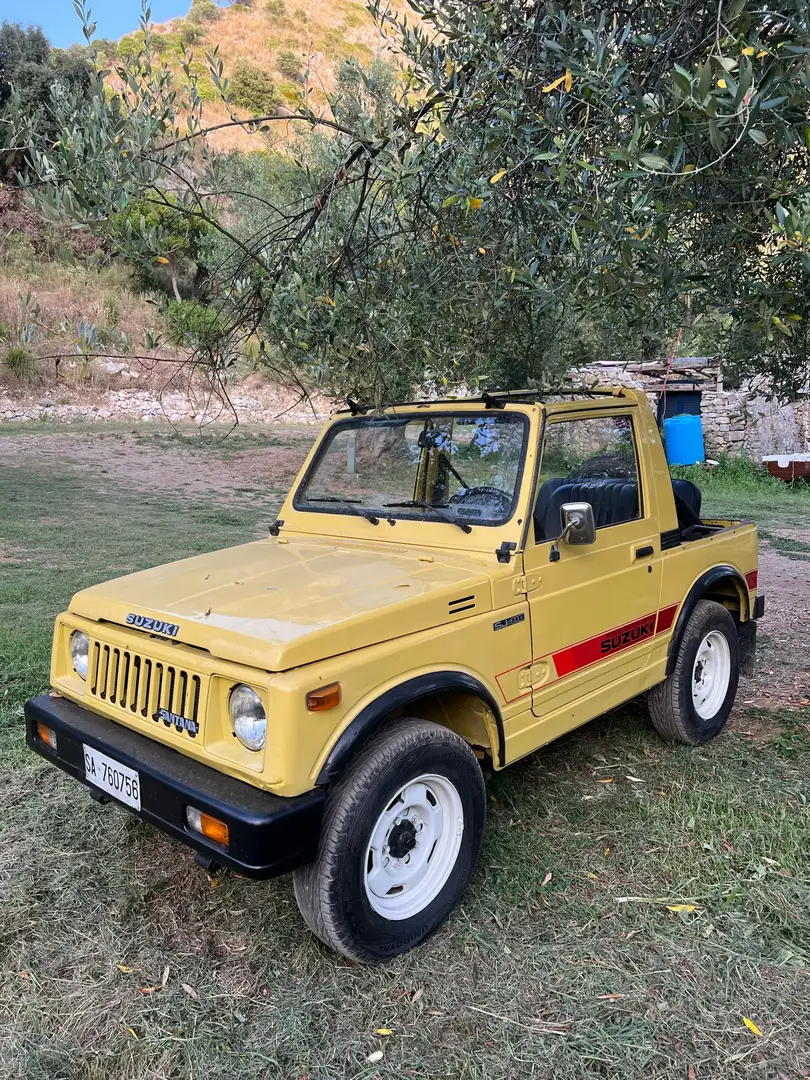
[671,479,702,518]
[534,477,639,541]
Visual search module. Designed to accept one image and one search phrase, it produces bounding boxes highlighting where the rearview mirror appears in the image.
[549,501,596,562]
[561,502,596,546]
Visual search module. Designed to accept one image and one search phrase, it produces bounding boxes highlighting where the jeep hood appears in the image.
[69,535,493,671]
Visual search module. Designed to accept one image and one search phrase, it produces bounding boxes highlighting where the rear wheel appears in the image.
[648,599,740,745]
[293,719,485,962]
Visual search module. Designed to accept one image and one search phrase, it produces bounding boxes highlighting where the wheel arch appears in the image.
[315,672,505,786]
[666,565,749,676]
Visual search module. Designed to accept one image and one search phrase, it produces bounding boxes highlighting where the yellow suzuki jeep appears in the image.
[26,389,762,961]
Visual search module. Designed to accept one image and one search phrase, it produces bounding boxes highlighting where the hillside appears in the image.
[114,0,398,152]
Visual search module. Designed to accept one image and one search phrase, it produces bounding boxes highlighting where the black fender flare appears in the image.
[316,672,505,785]
[666,565,750,676]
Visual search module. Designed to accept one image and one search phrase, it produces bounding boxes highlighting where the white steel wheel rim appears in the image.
[363,773,464,921]
[692,630,731,720]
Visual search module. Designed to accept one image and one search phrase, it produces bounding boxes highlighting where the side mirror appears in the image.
[549,502,596,562]
[561,502,596,545]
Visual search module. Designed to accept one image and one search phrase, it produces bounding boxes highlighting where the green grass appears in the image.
[1,431,809,1078]
[671,455,810,526]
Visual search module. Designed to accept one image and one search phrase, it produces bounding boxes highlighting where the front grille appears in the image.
[89,640,203,734]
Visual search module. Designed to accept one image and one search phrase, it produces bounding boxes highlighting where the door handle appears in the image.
[635,545,655,559]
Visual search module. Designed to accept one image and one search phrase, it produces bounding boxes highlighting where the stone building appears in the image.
[570,358,810,459]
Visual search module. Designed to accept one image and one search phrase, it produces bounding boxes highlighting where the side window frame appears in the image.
[532,410,645,542]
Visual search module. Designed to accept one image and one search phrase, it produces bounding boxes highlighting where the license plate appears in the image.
[82,744,141,811]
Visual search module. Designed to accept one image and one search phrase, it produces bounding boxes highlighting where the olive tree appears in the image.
[22,0,810,403]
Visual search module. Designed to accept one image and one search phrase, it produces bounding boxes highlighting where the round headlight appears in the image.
[70,630,89,680]
[229,684,266,751]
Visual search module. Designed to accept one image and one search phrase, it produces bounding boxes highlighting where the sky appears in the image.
[3,0,195,48]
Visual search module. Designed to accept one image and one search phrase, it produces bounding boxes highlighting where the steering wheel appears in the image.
[449,485,513,516]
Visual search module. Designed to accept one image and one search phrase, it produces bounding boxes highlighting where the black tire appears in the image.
[292,719,485,963]
[647,599,740,745]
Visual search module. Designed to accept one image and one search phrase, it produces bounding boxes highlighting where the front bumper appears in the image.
[25,694,325,879]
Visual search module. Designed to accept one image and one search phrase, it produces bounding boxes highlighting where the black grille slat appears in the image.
[449,593,476,615]
[87,639,201,732]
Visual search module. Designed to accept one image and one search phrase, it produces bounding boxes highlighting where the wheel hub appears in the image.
[363,773,465,921]
[387,819,417,859]
[691,629,732,720]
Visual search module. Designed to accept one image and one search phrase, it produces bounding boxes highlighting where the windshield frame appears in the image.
[291,409,531,530]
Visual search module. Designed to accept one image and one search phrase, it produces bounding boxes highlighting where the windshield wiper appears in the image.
[383,500,472,533]
[307,495,379,525]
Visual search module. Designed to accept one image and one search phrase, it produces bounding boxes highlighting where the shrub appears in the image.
[293,7,308,21]
[195,75,219,102]
[117,32,146,61]
[165,300,224,348]
[176,20,204,45]
[2,345,39,383]
[228,61,279,114]
[92,37,119,61]
[276,48,301,80]
[188,0,221,25]
[265,0,286,15]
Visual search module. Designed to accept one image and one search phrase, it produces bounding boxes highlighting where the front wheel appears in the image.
[647,599,740,745]
[293,719,485,962]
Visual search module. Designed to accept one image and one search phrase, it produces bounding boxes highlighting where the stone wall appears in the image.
[573,361,810,459]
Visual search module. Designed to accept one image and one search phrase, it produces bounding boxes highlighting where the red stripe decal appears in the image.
[745,569,758,591]
[552,612,657,678]
[656,603,679,634]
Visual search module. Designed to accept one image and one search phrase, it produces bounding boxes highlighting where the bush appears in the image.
[92,37,119,61]
[228,61,279,114]
[188,0,221,25]
[276,48,301,80]
[2,345,39,383]
[117,32,146,61]
[165,300,224,348]
[176,20,204,45]
[195,75,219,102]
[293,7,308,21]
[265,0,286,14]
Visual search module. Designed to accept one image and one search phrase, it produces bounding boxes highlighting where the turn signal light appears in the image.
[186,806,230,848]
[36,722,57,750]
[306,682,342,712]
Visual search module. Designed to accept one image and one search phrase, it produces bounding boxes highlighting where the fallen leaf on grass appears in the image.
[367,1050,384,1063]
[182,983,198,1000]
[161,966,170,988]
[127,1027,139,1039]
[117,965,135,975]
[666,904,697,914]
[598,993,625,1000]
[428,1009,443,1016]
[411,987,424,1003]
[625,775,645,783]
[541,872,553,887]
[138,986,159,995]
[743,1016,763,1037]
[375,1028,393,1036]
[597,778,614,784]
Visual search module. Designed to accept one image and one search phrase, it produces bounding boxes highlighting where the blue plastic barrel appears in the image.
[663,413,705,466]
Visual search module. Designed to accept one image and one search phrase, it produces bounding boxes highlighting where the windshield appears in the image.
[294,412,527,528]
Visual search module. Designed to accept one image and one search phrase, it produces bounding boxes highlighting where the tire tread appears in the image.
[293,719,483,962]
